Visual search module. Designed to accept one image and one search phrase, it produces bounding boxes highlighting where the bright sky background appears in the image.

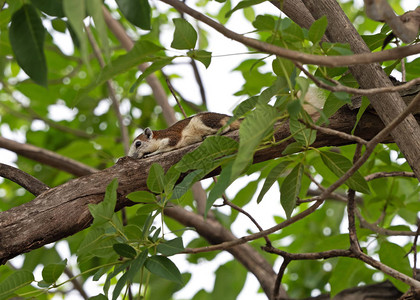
[2,1,419,299]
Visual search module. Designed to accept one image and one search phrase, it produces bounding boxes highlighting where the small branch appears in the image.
[160,0,420,67]
[358,251,420,288]
[183,199,324,254]
[85,25,130,155]
[347,144,362,253]
[262,245,352,260]
[219,193,271,246]
[0,136,97,177]
[365,171,416,181]
[355,209,415,236]
[273,257,291,300]
[0,163,49,196]
[295,61,420,97]
[411,219,420,281]
[161,71,203,112]
[63,267,89,300]
[189,59,207,106]
[303,120,368,145]
[166,78,187,118]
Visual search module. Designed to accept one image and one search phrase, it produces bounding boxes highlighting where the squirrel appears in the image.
[128,112,241,159]
[128,89,326,159]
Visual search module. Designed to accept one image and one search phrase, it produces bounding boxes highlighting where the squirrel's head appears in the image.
[128,128,158,158]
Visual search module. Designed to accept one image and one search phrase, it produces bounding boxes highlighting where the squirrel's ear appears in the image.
[144,127,153,139]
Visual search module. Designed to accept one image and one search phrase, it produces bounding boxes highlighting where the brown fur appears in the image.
[128,113,240,158]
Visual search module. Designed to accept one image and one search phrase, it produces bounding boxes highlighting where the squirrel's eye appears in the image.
[135,141,142,148]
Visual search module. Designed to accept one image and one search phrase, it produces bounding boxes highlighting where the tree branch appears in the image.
[0,136,97,177]
[0,163,49,195]
[160,0,420,67]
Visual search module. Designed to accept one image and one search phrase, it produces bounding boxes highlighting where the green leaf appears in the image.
[352,96,370,135]
[112,272,128,300]
[89,294,108,300]
[206,161,233,214]
[116,0,151,30]
[329,257,371,297]
[157,237,184,256]
[212,260,247,299]
[0,270,34,299]
[308,15,328,44]
[147,163,165,194]
[171,18,197,50]
[130,57,175,92]
[257,161,290,203]
[320,151,370,194]
[164,165,181,195]
[289,113,316,147]
[126,250,148,282]
[172,169,205,200]
[144,255,183,285]
[231,104,278,181]
[280,163,304,218]
[225,0,266,18]
[188,50,212,68]
[378,241,411,291]
[252,15,275,31]
[176,136,238,173]
[88,178,119,226]
[31,0,64,17]
[127,191,157,203]
[63,0,88,67]
[42,259,67,284]
[86,0,110,61]
[232,96,258,118]
[281,142,304,155]
[9,4,47,86]
[113,243,137,259]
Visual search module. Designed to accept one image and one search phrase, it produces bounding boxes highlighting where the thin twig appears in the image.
[85,25,130,155]
[183,199,324,254]
[190,59,207,106]
[347,144,362,252]
[166,78,187,118]
[355,209,415,236]
[273,257,291,300]
[295,61,420,96]
[220,193,272,246]
[365,171,416,181]
[413,220,420,280]
[161,71,203,112]
[262,245,352,260]
[302,120,368,145]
